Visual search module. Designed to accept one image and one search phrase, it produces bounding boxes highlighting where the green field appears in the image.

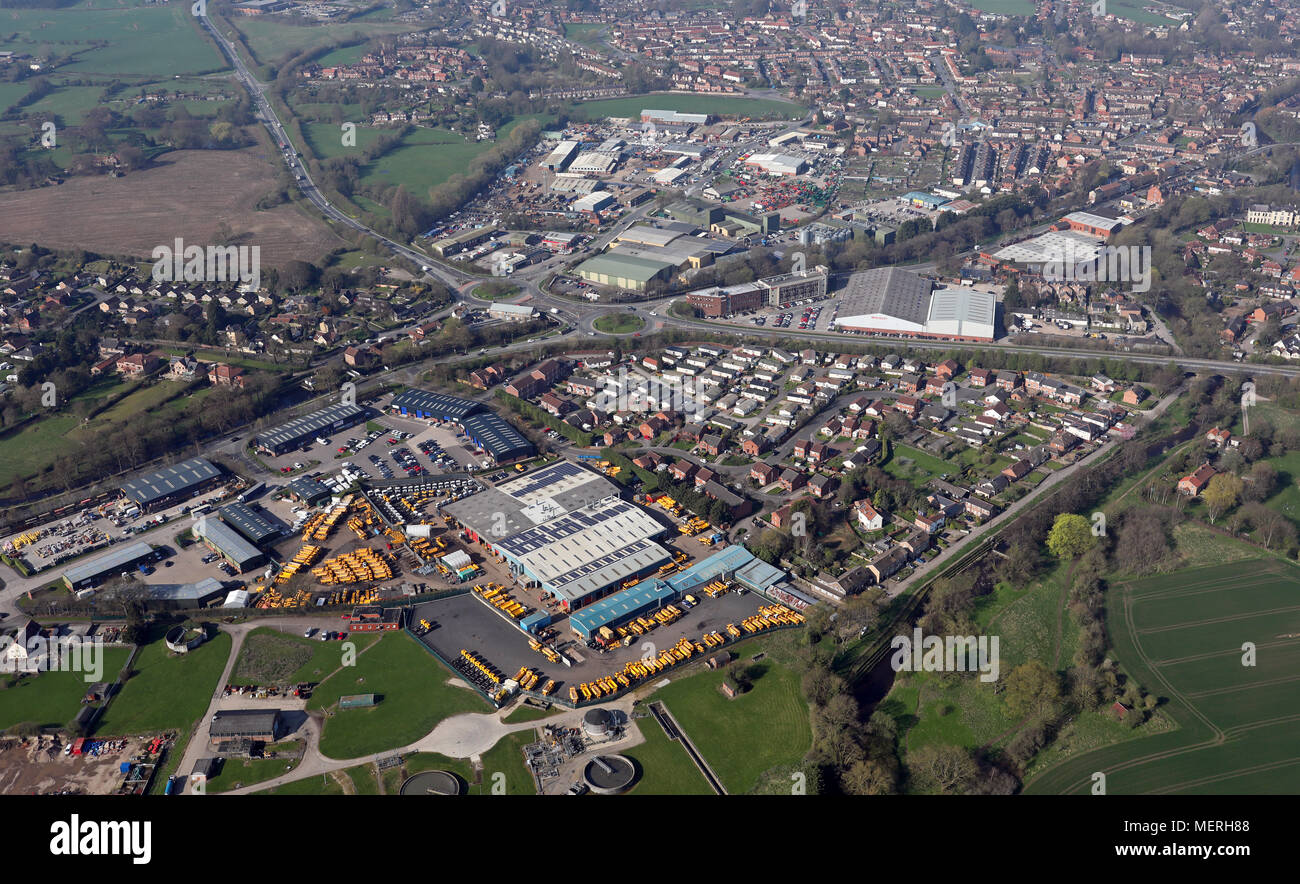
[477,730,537,795]
[1026,558,1300,794]
[306,632,489,759]
[96,632,231,735]
[624,716,713,795]
[0,414,81,481]
[593,313,646,334]
[883,444,955,485]
[1261,449,1300,529]
[229,14,408,68]
[562,22,609,48]
[230,627,380,686]
[651,650,811,794]
[303,123,506,196]
[0,648,131,731]
[571,93,805,121]
[965,0,1034,13]
[0,83,29,115]
[0,2,225,79]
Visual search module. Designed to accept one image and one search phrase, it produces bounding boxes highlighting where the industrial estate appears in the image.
[0,0,1299,810]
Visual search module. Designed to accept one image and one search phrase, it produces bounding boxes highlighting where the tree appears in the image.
[1243,461,1277,502]
[841,758,898,795]
[1201,472,1243,524]
[908,744,978,794]
[1046,513,1096,560]
[1003,661,1062,721]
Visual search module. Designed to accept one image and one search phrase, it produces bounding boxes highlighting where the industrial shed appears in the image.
[118,457,223,512]
[62,541,157,590]
[253,403,366,455]
[218,502,282,547]
[193,518,265,573]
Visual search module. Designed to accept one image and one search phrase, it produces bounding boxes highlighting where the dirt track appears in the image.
[0,147,345,268]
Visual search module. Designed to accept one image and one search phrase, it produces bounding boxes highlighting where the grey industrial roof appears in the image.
[62,541,155,585]
[254,403,365,450]
[390,389,483,420]
[194,517,263,566]
[147,577,225,603]
[287,475,330,501]
[546,539,672,604]
[460,411,534,461]
[210,709,280,737]
[443,461,620,538]
[218,502,282,546]
[838,267,934,326]
[118,457,221,506]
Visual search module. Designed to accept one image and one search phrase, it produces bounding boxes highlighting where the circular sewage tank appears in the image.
[582,707,613,738]
[399,771,464,795]
[583,755,637,795]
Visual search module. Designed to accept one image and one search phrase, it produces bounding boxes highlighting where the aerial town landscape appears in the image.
[0,0,1297,825]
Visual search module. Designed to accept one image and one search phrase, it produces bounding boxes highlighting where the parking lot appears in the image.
[414,585,765,700]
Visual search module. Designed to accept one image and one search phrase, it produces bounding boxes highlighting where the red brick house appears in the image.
[1178,462,1217,496]
[207,362,246,388]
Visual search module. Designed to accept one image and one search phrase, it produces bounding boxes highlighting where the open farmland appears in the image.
[1026,558,1300,794]
[0,148,345,268]
[0,1,225,79]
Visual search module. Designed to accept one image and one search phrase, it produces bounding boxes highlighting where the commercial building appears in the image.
[253,403,366,456]
[568,544,785,639]
[744,153,808,176]
[443,461,668,610]
[389,389,534,463]
[641,109,712,126]
[286,475,331,507]
[1061,211,1123,238]
[571,191,616,214]
[209,710,284,746]
[218,502,283,547]
[487,302,537,322]
[541,140,580,172]
[193,517,265,573]
[62,541,156,590]
[118,457,223,512]
[833,267,996,342]
[431,226,498,258]
[569,152,618,175]
[575,253,674,291]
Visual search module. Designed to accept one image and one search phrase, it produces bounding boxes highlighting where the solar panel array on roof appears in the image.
[254,403,365,453]
[461,411,535,462]
[389,389,483,421]
[548,540,672,604]
[218,502,282,547]
[496,495,628,557]
[118,457,221,507]
[500,460,584,498]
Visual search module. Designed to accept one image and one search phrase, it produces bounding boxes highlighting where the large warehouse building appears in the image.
[193,517,265,573]
[442,461,671,610]
[119,457,224,512]
[253,403,367,456]
[388,390,535,464]
[575,253,675,292]
[63,541,158,590]
[833,267,997,342]
[568,545,787,640]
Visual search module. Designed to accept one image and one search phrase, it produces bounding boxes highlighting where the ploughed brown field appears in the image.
[0,147,346,266]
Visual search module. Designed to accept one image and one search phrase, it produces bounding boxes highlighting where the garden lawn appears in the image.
[0,648,131,731]
[624,716,713,795]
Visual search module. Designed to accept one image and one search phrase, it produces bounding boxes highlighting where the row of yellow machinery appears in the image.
[9,531,39,550]
[311,547,393,584]
[274,544,323,585]
[655,495,684,517]
[252,586,312,609]
[567,605,806,703]
[474,582,527,619]
[528,639,563,666]
[740,604,805,632]
[460,649,500,683]
[512,665,552,693]
[596,460,621,478]
[701,579,730,598]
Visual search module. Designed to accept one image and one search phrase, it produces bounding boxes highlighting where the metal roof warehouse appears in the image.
[390,389,483,422]
[118,457,222,510]
[253,403,366,455]
[460,411,535,463]
[218,502,283,547]
[194,518,265,573]
[63,541,157,589]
